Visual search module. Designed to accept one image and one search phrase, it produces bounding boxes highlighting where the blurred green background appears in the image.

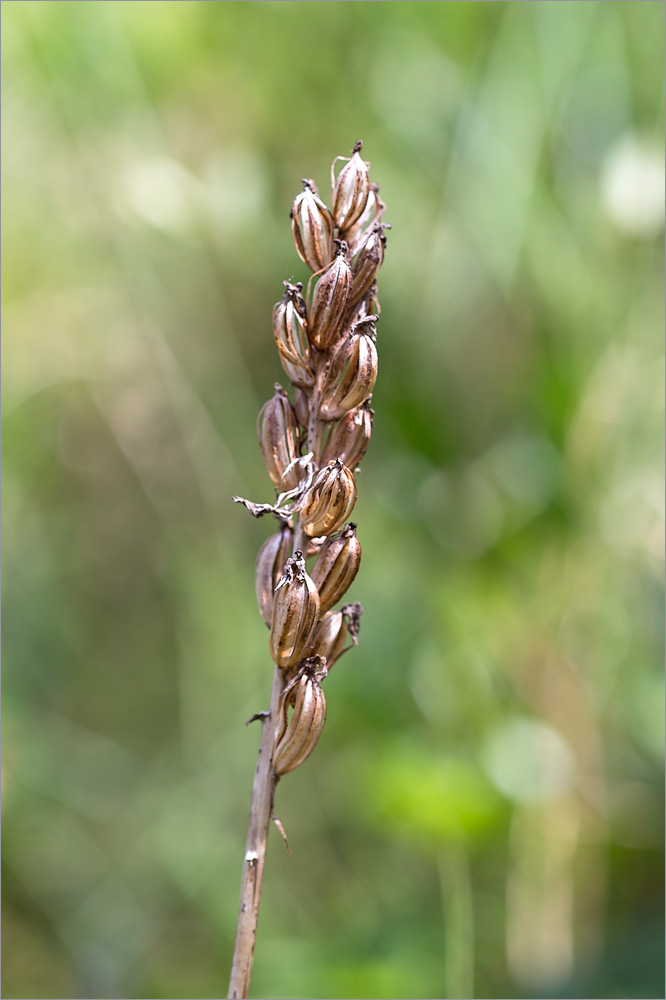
[2,2,664,998]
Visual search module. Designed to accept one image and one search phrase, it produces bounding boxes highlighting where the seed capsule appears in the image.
[311,602,363,669]
[291,180,334,273]
[269,551,320,669]
[273,663,327,776]
[279,354,315,392]
[331,141,371,233]
[293,386,310,429]
[272,282,314,388]
[307,241,351,350]
[310,522,361,613]
[348,223,387,313]
[321,399,374,470]
[345,183,387,252]
[300,459,357,537]
[257,384,300,488]
[320,317,378,420]
[255,523,293,627]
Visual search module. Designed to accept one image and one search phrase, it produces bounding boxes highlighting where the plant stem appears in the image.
[227,666,286,1000]
[229,500,310,998]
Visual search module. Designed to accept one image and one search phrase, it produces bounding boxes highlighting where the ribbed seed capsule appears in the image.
[291,180,334,273]
[331,141,371,233]
[273,665,327,776]
[348,223,387,313]
[320,317,378,420]
[300,459,357,537]
[311,602,363,670]
[307,241,351,350]
[310,522,361,614]
[272,282,313,388]
[321,399,374,470]
[255,523,292,627]
[279,354,315,392]
[269,551,320,669]
[345,183,386,252]
[257,384,300,488]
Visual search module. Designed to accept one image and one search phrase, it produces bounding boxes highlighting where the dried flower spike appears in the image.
[230,143,388,1000]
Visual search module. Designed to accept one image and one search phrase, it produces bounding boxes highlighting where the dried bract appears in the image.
[269,551,320,669]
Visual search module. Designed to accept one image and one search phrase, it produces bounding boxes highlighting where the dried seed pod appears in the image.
[257,384,300,488]
[291,180,334,272]
[345,183,387,251]
[331,141,371,233]
[273,663,327,776]
[255,523,293,627]
[272,282,313,387]
[293,386,310,429]
[279,354,315,391]
[321,399,374,470]
[348,223,388,313]
[307,241,351,350]
[310,522,361,613]
[269,551,320,669]
[311,602,363,669]
[300,459,357,537]
[320,316,378,420]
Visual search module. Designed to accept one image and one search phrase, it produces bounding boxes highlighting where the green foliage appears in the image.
[2,2,664,998]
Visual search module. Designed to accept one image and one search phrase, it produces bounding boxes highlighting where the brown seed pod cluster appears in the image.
[235,141,388,778]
